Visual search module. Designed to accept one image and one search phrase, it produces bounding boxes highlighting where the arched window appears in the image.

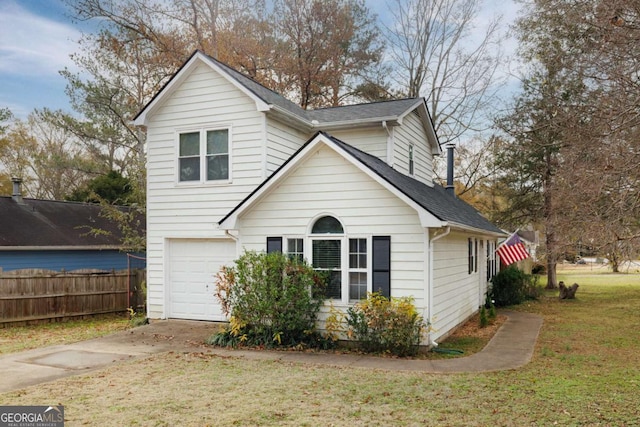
[311,216,343,299]
[311,216,344,234]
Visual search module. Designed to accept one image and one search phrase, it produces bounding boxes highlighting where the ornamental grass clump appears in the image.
[209,250,328,348]
[346,292,427,357]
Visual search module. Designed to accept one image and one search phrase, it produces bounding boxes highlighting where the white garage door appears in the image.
[167,239,236,321]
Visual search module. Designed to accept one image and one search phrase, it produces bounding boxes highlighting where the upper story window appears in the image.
[178,128,230,183]
[409,144,415,175]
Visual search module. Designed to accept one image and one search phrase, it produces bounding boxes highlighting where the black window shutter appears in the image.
[266,237,283,253]
[372,236,391,298]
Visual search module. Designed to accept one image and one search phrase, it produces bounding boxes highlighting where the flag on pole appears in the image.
[496,232,530,266]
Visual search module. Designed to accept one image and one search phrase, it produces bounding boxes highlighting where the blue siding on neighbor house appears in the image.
[0,250,145,272]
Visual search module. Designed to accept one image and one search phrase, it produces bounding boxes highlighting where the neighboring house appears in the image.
[134,50,505,344]
[0,179,144,273]
[517,229,539,262]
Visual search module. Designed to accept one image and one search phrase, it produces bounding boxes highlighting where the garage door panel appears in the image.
[168,239,236,321]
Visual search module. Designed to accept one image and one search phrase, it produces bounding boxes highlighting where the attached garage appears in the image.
[166,239,237,321]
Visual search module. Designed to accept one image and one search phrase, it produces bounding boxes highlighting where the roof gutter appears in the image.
[445,221,507,238]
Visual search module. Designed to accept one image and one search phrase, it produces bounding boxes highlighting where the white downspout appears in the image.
[428,226,450,347]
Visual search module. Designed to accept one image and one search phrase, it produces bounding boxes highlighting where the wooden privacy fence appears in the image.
[0,269,146,325]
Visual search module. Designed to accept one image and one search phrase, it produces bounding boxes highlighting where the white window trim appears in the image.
[347,236,372,303]
[175,125,233,186]
[305,223,372,305]
[284,236,305,262]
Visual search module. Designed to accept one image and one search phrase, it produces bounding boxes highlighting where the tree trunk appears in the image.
[546,258,557,289]
[545,228,558,289]
[543,145,558,289]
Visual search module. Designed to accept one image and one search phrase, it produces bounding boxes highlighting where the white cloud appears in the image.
[0,1,80,76]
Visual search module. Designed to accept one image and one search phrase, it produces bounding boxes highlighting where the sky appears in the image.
[0,0,521,121]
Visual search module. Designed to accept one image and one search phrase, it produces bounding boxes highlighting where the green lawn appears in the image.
[0,270,639,425]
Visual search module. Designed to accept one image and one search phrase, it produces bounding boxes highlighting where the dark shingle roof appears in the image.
[200,54,308,120]
[220,132,504,235]
[323,133,504,235]
[307,98,422,123]
[200,53,423,125]
[0,197,143,248]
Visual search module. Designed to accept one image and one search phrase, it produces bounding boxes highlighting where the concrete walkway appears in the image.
[0,310,542,393]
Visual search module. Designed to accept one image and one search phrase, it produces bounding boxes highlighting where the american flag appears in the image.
[496,232,530,266]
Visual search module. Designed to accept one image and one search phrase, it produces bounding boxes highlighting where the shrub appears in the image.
[479,305,489,328]
[490,265,540,306]
[346,292,427,357]
[211,250,327,348]
[531,263,546,275]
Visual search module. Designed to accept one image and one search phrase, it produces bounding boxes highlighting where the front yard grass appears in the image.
[1,267,639,425]
[0,314,130,354]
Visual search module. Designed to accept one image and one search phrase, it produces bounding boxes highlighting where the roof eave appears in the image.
[445,222,507,238]
[134,50,273,126]
[313,117,401,131]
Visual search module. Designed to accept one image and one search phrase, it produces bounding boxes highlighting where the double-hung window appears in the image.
[311,216,344,300]
[268,216,389,303]
[287,238,304,263]
[178,128,230,183]
[348,238,367,301]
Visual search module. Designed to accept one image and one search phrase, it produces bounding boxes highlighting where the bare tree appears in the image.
[384,0,505,144]
[0,113,90,199]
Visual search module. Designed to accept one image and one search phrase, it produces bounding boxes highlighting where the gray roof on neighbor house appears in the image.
[322,133,504,235]
[0,197,143,248]
[197,51,426,125]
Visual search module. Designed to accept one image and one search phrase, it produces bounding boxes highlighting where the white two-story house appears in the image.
[134,50,504,344]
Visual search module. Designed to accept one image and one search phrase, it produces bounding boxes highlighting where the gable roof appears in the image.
[133,51,441,154]
[219,132,504,236]
[0,197,143,249]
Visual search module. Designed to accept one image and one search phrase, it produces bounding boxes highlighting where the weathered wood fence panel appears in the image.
[0,269,146,325]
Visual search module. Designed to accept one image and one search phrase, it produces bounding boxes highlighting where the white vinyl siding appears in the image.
[328,127,389,162]
[145,63,266,319]
[393,111,435,186]
[265,119,308,175]
[233,145,427,317]
[431,231,487,341]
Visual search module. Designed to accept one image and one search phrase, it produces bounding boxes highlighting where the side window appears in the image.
[475,239,479,273]
[409,144,414,175]
[287,238,304,263]
[468,238,474,275]
[179,132,200,182]
[206,129,229,180]
[178,128,230,183]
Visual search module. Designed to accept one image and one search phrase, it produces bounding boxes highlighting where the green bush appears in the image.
[479,305,489,328]
[531,263,546,275]
[490,265,540,306]
[211,250,327,348]
[346,292,426,357]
